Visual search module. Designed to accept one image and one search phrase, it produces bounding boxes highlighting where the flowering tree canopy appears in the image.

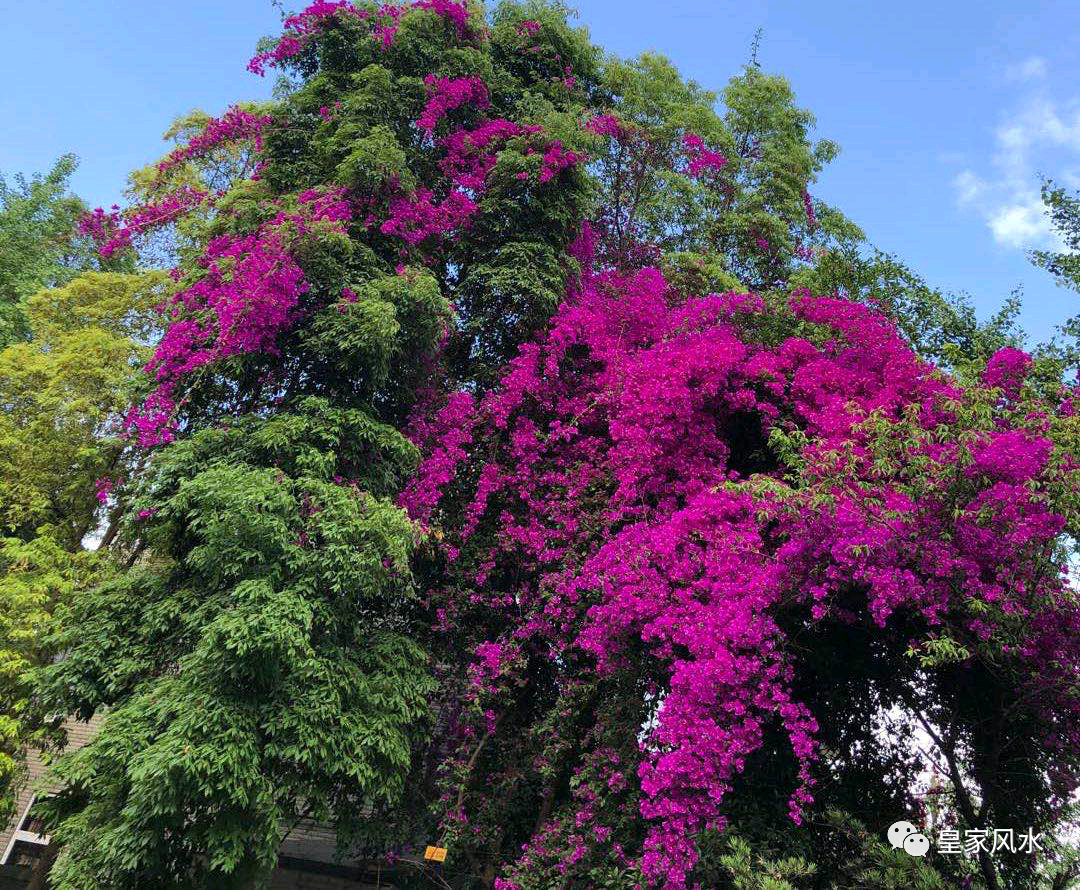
[406,255,1079,889]
[26,2,1080,889]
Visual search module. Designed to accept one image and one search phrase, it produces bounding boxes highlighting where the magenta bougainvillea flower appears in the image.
[71,6,1079,887]
[403,250,1079,887]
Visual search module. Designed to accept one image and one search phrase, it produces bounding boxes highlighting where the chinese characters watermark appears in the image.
[887,821,1044,858]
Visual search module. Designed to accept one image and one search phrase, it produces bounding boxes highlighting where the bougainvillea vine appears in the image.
[404,255,1080,887]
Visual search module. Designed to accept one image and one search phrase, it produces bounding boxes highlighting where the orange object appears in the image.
[423,845,448,863]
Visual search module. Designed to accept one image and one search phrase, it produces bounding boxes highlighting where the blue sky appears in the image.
[3,0,1078,344]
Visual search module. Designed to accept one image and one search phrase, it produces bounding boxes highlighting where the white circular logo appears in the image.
[903,832,930,857]
[887,820,918,849]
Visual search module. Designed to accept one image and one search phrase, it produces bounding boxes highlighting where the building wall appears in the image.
[0,714,103,867]
[275,820,389,889]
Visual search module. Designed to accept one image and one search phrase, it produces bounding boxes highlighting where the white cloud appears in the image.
[952,169,983,206]
[988,197,1052,247]
[1005,56,1047,83]
[951,64,1080,250]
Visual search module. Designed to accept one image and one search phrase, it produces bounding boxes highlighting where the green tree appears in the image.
[39,404,436,887]
[0,156,98,348]
[0,538,111,825]
[0,271,163,545]
[791,244,1026,369]
[32,1,595,886]
[27,5,1077,890]
[1031,178,1080,372]
[0,269,160,821]
[1031,178,1080,293]
[586,56,862,289]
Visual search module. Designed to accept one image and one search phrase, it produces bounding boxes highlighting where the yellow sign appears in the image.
[423,845,448,863]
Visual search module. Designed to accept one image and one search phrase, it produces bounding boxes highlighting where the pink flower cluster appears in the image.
[248,0,474,75]
[83,187,209,258]
[417,75,490,135]
[77,205,121,243]
[381,188,477,245]
[319,101,344,120]
[128,189,351,445]
[982,346,1033,399]
[682,132,727,176]
[538,139,583,183]
[155,107,272,180]
[374,107,579,249]
[248,1,367,74]
[94,476,114,504]
[437,118,534,189]
[803,189,817,229]
[406,262,1079,887]
[412,0,471,37]
[400,390,476,534]
[371,3,404,47]
[585,113,626,141]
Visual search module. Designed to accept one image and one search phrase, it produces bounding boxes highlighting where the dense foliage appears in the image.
[406,255,1079,890]
[1,2,1075,889]
[1031,178,1080,373]
[33,1,592,886]
[0,159,150,822]
[0,156,100,349]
